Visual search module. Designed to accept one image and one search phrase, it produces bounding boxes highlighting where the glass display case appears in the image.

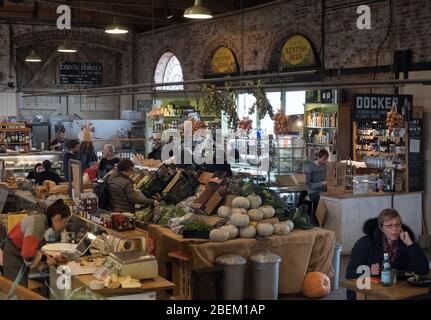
[0,151,62,177]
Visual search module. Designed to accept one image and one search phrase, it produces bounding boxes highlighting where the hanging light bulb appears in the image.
[184,0,212,19]
[57,39,77,53]
[25,50,42,62]
[105,17,128,34]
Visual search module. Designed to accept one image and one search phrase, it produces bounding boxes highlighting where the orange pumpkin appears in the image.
[302,272,331,298]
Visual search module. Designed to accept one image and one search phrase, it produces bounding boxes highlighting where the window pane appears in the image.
[237,93,256,126]
[285,91,305,115]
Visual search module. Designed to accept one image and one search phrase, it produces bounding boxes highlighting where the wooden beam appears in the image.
[23,47,59,88]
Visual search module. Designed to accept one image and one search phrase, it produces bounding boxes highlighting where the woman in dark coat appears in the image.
[345,208,429,300]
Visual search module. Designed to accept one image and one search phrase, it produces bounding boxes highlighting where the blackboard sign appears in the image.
[59,62,103,85]
[352,94,413,121]
[408,119,423,192]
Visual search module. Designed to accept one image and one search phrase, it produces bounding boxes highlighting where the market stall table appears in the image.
[147,224,335,294]
[72,274,174,299]
[340,278,431,300]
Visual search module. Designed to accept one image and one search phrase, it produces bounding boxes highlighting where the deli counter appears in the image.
[0,151,62,177]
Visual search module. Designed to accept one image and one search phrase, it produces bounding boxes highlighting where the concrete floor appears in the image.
[280,248,431,300]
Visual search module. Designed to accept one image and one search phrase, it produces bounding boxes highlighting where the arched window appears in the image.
[154,52,184,90]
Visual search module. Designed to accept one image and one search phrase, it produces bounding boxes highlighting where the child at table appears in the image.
[345,208,429,300]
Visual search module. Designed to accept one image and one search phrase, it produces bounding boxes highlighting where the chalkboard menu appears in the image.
[408,119,423,192]
[352,94,413,121]
[59,62,103,85]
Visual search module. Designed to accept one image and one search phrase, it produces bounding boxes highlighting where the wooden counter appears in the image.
[321,192,423,254]
[321,191,422,199]
[340,278,430,300]
[73,274,174,299]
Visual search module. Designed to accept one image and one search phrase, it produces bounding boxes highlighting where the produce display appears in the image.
[208,194,294,242]
[272,111,290,135]
[238,118,253,131]
[140,165,177,198]
[386,105,405,131]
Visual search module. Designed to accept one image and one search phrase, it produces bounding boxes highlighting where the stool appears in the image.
[168,250,192,300]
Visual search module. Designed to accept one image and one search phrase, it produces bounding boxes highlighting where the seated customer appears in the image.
[26,163,43,180]
[35,160,61,185]
[98,144,119,179]
[107,159,159,213]
[345,209,429,300]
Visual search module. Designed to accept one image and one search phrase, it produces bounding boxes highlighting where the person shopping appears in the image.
[107,159,159,213]
[35,160,61,185]
[97,144,119,179]
[345,208,429,300]
[1,200,71,287]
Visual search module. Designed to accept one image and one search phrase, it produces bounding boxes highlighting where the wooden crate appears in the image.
[326,162,350,194]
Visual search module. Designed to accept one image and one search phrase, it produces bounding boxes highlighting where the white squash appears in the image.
[247,208,264,221]
[247,193,262,209]
[261,205,276,219]
[232,196,250,209]
[284,220,294,231]
[217,206,232,218]
[257,223,274,237]
[209,229,229,242]
[239,225,257,238]
[273,223,291,235]
[221,224,239,239]
[231,208,247,215]
[230,213,250,227]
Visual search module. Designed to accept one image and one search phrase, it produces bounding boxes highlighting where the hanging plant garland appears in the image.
[201,84,223,116]
[222,82,239,129]
[248,80,274,120]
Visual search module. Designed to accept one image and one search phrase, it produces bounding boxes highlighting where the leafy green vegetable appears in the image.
[183,220,212,232]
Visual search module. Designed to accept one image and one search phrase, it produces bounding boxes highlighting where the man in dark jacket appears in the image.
[107,159,159,213]
[35,160,61,185]
[345,209,429,300]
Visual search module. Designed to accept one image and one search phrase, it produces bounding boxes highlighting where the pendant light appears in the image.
[57,39,77,53]
[105,17,128,34]
[25,50,42,63]
[184,0,212,19]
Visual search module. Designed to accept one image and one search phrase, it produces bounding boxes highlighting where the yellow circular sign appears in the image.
[211,47,238,74]
[281,35,316,68]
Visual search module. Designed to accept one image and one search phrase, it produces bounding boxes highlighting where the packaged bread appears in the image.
[36,186,48,199]
[50,185,68,195]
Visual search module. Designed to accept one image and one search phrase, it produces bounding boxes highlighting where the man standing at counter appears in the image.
[49,128,66,152]
[305,149,329,223]
[63,140,80,181]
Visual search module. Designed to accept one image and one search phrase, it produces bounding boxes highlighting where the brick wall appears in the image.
[137,0,431,81]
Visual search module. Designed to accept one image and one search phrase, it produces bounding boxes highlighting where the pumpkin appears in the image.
[232,197,250,209]
[247,208,264,221]
[230,213,250,227]
[256,223,274,237]
[231,208,247,215]
[247,193,262,209]
[302,272,331,298]
[221,224,239,239]
[261,205,275,219]
[239,225,256,238]
[284,220,294,231]
[273,223,291,235]
[217,206,232,218]
[249,221,258,227]
[209,229,229,242]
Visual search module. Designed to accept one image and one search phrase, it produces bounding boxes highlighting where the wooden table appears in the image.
[0,276,47,300]
[340,278,431,300]
[73,274,174,299]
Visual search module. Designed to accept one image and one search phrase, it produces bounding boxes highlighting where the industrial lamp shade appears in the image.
[57,39,77,53]
[25,50,42,62]
[105,22,128,34]
[184,0,212,19]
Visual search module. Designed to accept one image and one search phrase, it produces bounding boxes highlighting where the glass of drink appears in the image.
[391,269,397,285]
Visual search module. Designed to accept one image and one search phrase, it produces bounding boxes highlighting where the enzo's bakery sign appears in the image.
[353,94,413,121]
[59,62,103,85]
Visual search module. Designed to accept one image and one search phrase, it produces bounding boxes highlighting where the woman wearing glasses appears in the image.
[0,200,71,287]
[345,208,429,299]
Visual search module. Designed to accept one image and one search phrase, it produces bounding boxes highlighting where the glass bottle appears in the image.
[381,253,392,286]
